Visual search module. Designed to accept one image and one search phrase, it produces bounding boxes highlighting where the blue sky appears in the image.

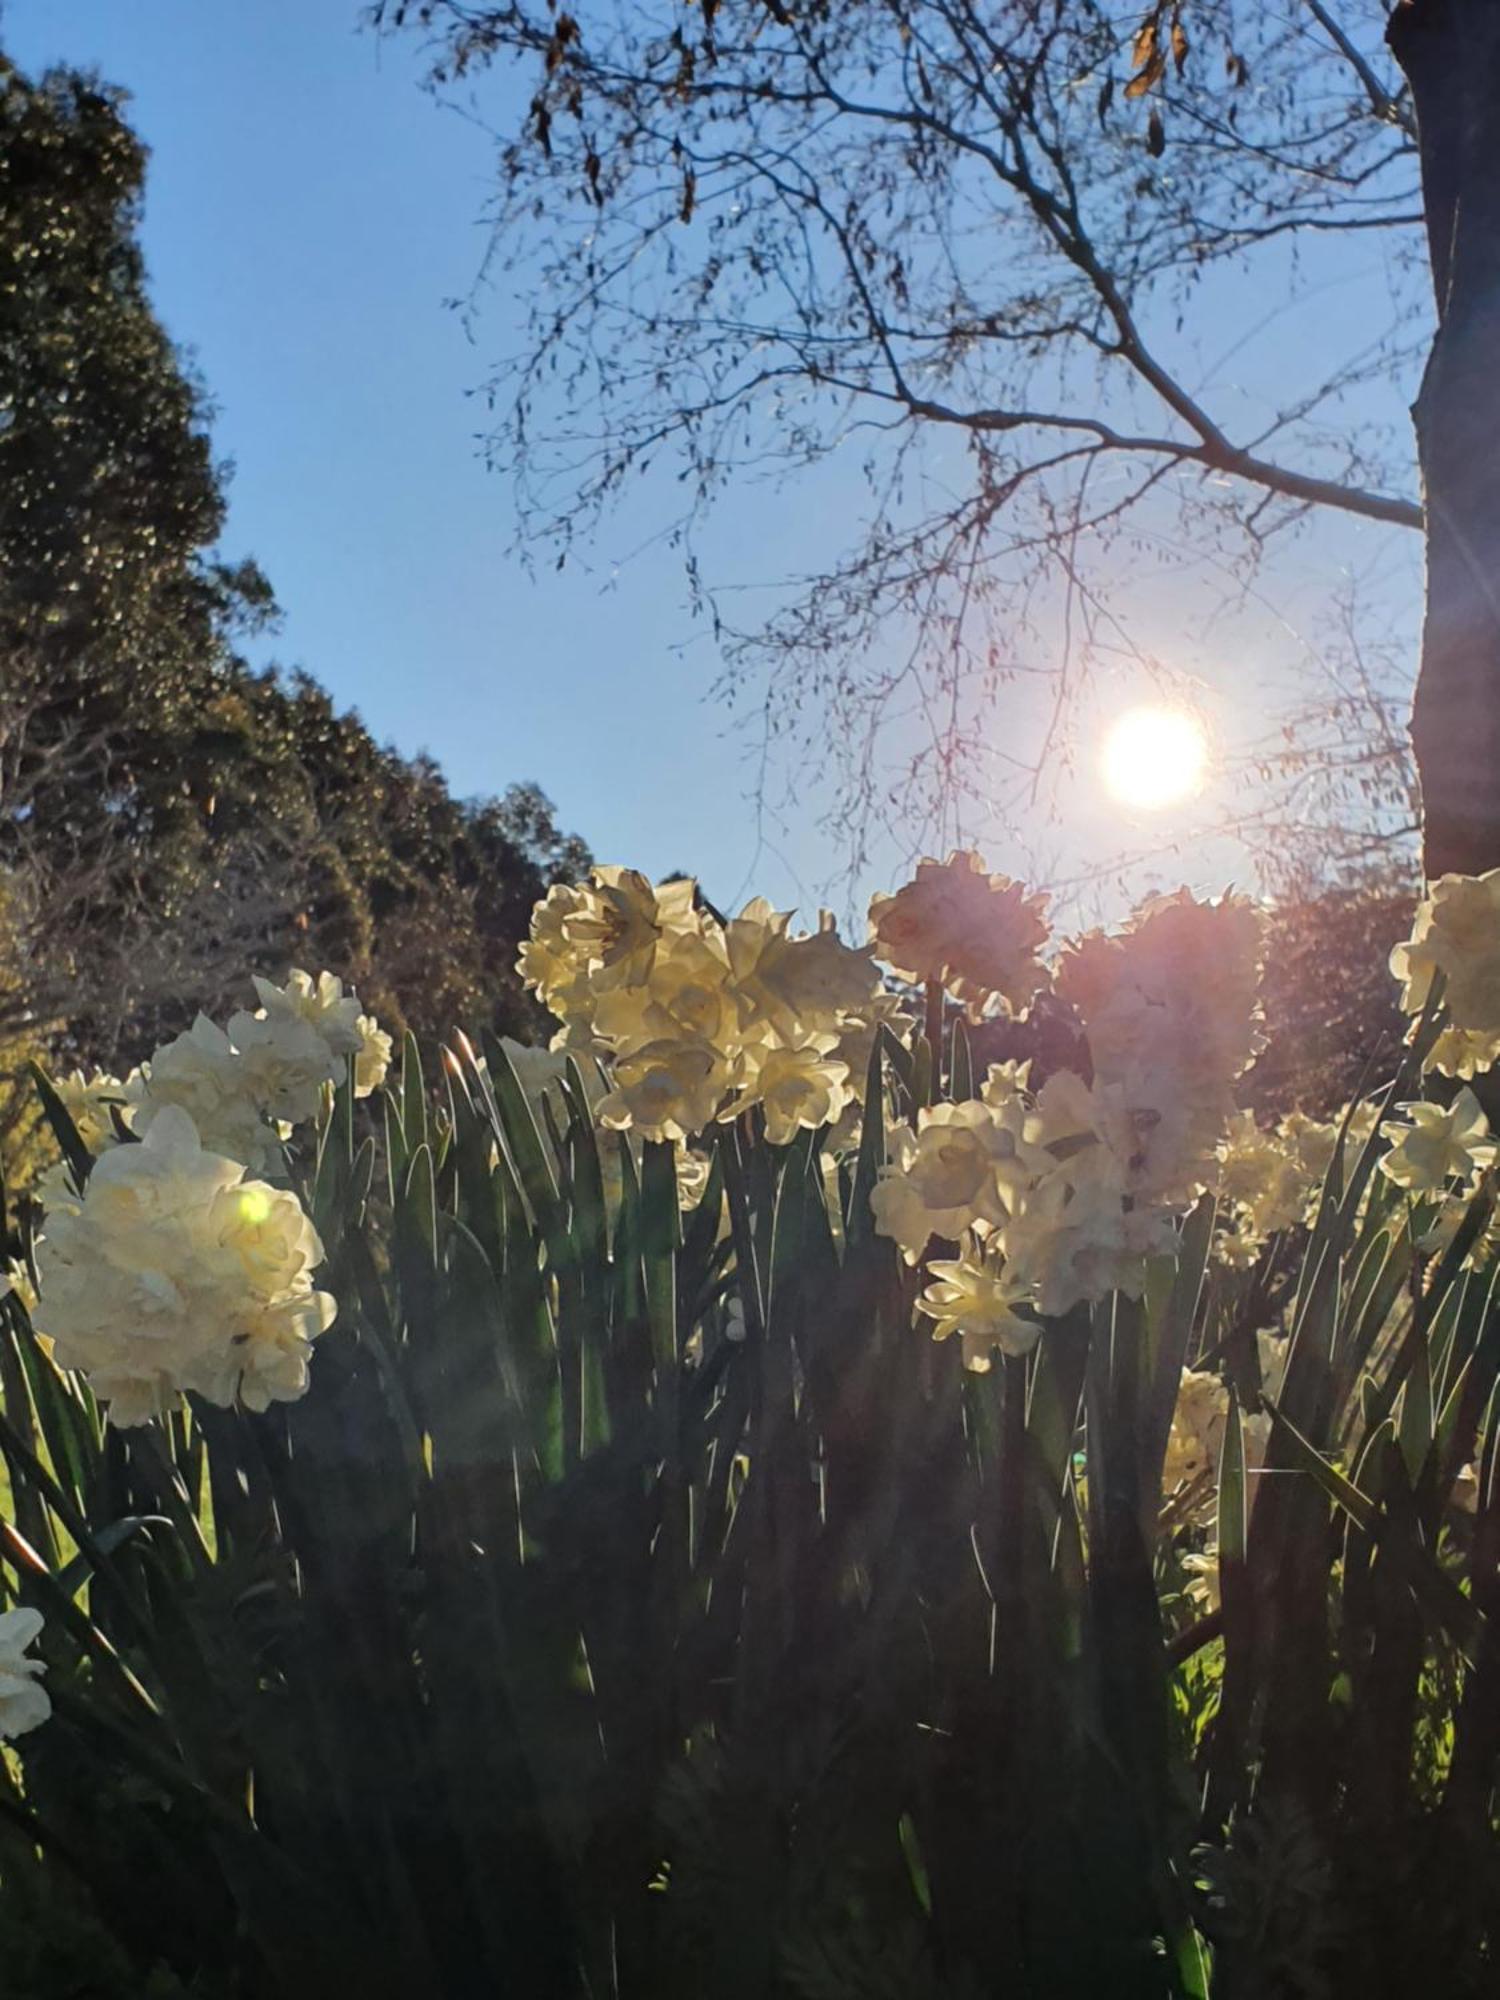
[7,0,811,895]
[5,1,1424,922]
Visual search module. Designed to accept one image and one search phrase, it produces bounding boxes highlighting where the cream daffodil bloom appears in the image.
[1005,1136,1178,1319]
[250,969,366,1058]
[193,1179,337,1411]
[725,899,879,1041]
[1380,1088,1496,1193]
[0,1608,49,1740]
[871,1098,1049,1261]
[1022,1068,1097,1147]
[674,1147,715,1212]
[1162,1366,1275,1528]
[1162,1367,1231,1497]
[225,1008,341,1126]
[106,972,389,1190]
[828,995,917,1102]
[864,896,1262,1318]
[563,867,699,990]
[868,852,1050,1017]
[999,1162,1130,1320]
[1426,1026,1500,1080]
[916,1243,1040,1372]
[129,1016,281,1174]
[1024,1066,1200,1213]
[1392,869,1500,1076]
[1215,1110,1316,1240]
[1215,1221,1265,1270]
[981,1059,1033,1107]
[591,927,735,1051]
[243,970,389,1103]
[518,881,596,1013]
[1279,1104,1378,1183]
[1212,1102,1380,1263]
[1391,867,1500,1017]
[353,1014,394,1097]
[732,1037,851,1146]
[596,1036,732,1144]
[1416,1185,1500,1270]
[31,1107,335,1426]
[520,870,708,1038]
[1058,890,1263,1201]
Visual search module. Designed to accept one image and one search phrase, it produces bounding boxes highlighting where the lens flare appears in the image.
[238,1186,274,1226]
[1101,705,1208,811]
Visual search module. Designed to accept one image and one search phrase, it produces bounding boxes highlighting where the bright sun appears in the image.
[1101,704,1209,812]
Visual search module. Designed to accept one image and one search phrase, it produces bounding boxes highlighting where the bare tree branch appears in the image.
[374,0,1428,883]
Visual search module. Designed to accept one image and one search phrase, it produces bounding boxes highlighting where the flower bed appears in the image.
[2,860,1499,1996]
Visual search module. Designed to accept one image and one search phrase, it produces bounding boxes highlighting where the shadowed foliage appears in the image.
[1,990,1497,1996]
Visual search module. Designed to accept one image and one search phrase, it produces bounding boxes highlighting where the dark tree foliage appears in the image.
[0,52,583,1082]
[1241,877,1414,1117]
[0,52,272,1043]
[138,663,589,1062]
[232,670,590,1054]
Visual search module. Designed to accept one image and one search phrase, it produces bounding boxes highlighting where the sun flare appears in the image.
[1101,705,1208,812]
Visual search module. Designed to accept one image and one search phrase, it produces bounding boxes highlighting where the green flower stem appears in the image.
[924,976,945,1098]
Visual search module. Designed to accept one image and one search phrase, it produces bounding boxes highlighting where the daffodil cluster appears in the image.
[891,1068,1180,1362]
[31,1107,336,1426]
[519,867,884,1144]
[1391,867,1500,1077]
[880,891,1264,1370]
[1162,1334,1285,1527]
[1160,1342,1287,1613]
[1213,1101,1379,1265]
[1057,890,1264,1207]
[517,867,1262,1372]
[53,1070,132,1151]
[44,970,392,1191]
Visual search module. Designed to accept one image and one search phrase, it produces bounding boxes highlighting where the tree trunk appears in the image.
[1388,0,1500,879]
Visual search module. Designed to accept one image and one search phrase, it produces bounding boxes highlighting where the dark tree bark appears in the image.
[1389,0,1500,879]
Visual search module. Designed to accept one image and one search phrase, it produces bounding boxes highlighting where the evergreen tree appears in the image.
[0,51,582,1108]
